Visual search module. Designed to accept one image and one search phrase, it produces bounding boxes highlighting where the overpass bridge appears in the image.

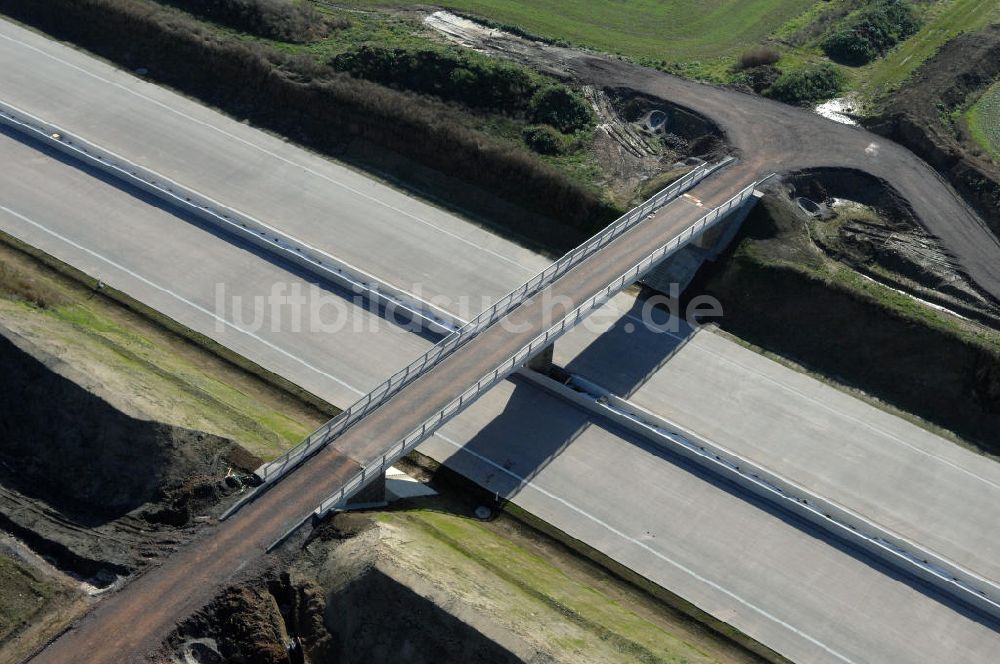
[235,167,764,526]
[13,111,768,662]
[0,94,763,525]
[4,18,999,659]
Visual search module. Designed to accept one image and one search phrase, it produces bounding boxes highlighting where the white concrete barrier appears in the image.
[0,100,462,334]
[520,368,1000,623]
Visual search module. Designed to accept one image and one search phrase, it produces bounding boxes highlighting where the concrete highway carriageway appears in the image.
[1,18,999,664]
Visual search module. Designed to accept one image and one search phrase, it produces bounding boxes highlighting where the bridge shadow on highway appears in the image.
[10,121,995,631]
[563,288,701,399]
[437,293,1000,632]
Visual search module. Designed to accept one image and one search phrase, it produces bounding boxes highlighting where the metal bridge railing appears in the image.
[251,158,733,486]
[311,179,765,515]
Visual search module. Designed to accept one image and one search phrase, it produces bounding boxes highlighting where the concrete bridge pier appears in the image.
[642,190,763,294]
[525,343,554,373]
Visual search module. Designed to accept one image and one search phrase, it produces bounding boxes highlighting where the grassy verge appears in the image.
[239,6,612,203]
[763,0,1000,108]
[693,195,1000,455]
[0,229,330,460]
[375,505,769,663]
[401,453,785,663]
[341,0,997,107]
[856,0,999,104]
[967,80,1000,161]
[0,554,62,643]
[0,544,88,664]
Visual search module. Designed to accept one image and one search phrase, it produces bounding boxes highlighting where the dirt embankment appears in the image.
[868,25,1000,239]
[423,10,730,207]
[165,493,766,664]
[0,327,257,583]
[583,86,729,205]
[168,513,529,664]
[786,168,1000,324]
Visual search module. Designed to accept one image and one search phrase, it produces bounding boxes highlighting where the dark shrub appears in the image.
[620,97,646,122]
[529,85,593,133]
[689,134,724,158]
[194,17,595,129]
[522,125,565,155]
[767,64,845,104]
[164,0,324,42]
[822,29,878,66]
[737,46,781,70]
[822,0,921,65]
[332,45,539,113]
[744,64,782,93]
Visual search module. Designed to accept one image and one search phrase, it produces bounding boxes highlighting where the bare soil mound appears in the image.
[869,25,1000,239]
[0,328,256,580]
[168,513,531,664]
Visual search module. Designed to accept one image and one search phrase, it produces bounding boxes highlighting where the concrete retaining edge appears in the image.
[0,99,462,334]
[519,368,1000,623]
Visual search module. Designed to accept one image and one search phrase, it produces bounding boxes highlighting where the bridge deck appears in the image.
[32,167,746,664]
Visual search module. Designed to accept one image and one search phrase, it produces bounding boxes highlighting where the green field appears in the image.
[968,81,1000,161]
[342,0,818,62]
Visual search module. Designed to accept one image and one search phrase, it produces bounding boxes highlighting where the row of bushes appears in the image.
[331,45,592,132]
[0,0,615,234]
[822,0,921,66]
[163,0,324,42]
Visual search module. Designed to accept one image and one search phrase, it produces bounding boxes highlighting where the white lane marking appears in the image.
[433,430,857,664]
[0,204,365,397]
[0,31,535,274]
[605,305,1000,491]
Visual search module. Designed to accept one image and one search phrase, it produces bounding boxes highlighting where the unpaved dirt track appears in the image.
[430,16,1000,302]
[29,169,737,664]
[579,55,1000,302]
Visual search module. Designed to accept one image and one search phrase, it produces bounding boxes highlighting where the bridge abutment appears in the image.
[344,471,387,509]
[525,343,554,373]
